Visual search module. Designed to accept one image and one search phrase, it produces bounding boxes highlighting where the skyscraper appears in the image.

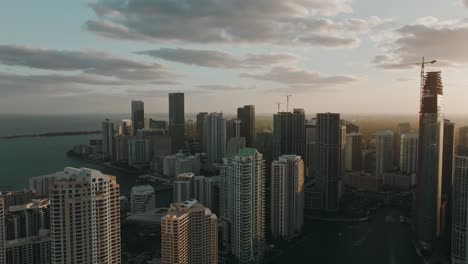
[161,199,218,264]
[203,113,226,163]
[0,197,4,264]
[196,112,208,144]
[50,167,120,264]
[273,112,292,160]
[291,108,306,158]
[131,100,144,136]
[237,105,256,148]
[221,148,265,264]
[375,130,394,176]
[169,93,185,152]
[451,155,468,264]
[114,134,129,161]
[130,185,156,213]
[102,118,114,159]
[128,138,151,166]
[443,119,455,244]
[315,113,342,212]
[459,126,468,152]
[400,134,418,175]
[398,122,412,134]
[345,133,363,172]
[173,173,194,203]
[416,71,444,244]
[270,155,304,239]
[305,119,317,178]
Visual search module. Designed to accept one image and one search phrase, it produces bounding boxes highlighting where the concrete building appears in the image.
[383,172,415,190]
[459,126,468,152]
[273,109,306,160]
[131,100,144,136]
[343,172,382,192]
[270,155,304,239]
[50,167,120,264]
[221,148,265,263]
[315,113,342,212]
[6,199,50,241]
[30,174,59,198]
[203,113,226,163]
[173,173,194,203]
[130,185,156,213]
[237,105,256,148]
[291,109,306,158]
[161,199,217,264]
[128,138,151,166]
[0,197,5,264]
[196,112,208,145]
[114,134,129,161]
[451,156,468,264]
[2,190,34,210]
[345,133,363,172]
[375,130,394,177]
[102,118,114,159]
[398,122,412,134]
[443,119,455,243]
[118,119,133,136]
[305,119,317,178]
[163,153,200,177]
[169,92,185,152]
[6,229,51,264]
[416,72,445,244]
[400,134,418,175]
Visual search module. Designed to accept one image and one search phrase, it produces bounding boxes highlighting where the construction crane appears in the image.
[275,101,282,113]
[286,94,292,112]
[393,57,436,102]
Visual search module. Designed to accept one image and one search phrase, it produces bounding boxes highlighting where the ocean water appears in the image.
[0,114,168,203]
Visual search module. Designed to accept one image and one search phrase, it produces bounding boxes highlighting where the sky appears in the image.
[0,0,467,115]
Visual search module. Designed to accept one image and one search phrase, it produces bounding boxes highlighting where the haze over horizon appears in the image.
[1,0,468,115]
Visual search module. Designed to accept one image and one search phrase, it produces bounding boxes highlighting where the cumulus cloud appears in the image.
[86,0,389,48]
[241,66,359,86]
[0,44,179,82]
[137,48,296,68]
[196,84,253,92]
[373,18,468,68]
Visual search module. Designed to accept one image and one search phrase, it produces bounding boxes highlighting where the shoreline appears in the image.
[1,130,101,140]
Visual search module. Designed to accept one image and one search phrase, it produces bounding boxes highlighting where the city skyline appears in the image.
[1,1,468,115]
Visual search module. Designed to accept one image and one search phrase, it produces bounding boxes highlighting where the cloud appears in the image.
[196,84,253,92]
[0,44,179,82]
[241,66,359,86]
[0,72,122,96]
[137,48,296,68]
[86,0,389,48]
[463,0,468,7]
[373,18,468,68]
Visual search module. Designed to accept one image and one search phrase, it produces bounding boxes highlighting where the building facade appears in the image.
[416,71,445,244]
[102,118,114,159]
[161,199,218,264]
[375,130,394,177]
[221,149,265,263]
[130,185,156,213]
[237,105,256,148]
[203,113,226,163]
[400,134,418,175]
[452,156,468,264]
[270,155,304,239]
[131,100,144,136]
[169,93,185,152]
[345,133,363,172]
[50,167,120,264]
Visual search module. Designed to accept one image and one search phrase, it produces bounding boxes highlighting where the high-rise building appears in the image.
[416,71,445,243]
[256,131,273,162]
[131,101,145,136]
[114,134,129,161]
[315,113,342,212]
[128,138,151,166]
[227,119,246,157]
[203,113,226,163]
[118,119,133,136]
[291,109,306,158]
[459,126,468,151]
[443,119,455,244]
[161,199,218,264]
[221,148,265,263]
[237,105,256,148]
[270,155,304,239]
[0,197,5,264]
[400,134,418,175]
[130,185,156,213]
[345,133,362,172]
[50,167,120,264]
[5,199,51,264]
[173,173,194,203]
[169,93,185,152]
[305,119,317,178]
[273,112,292,160]
[196,112,208,144]
[398,122,412,134]
[102,118,114,159]
[375,130,394,176]
[451,155,468,264]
